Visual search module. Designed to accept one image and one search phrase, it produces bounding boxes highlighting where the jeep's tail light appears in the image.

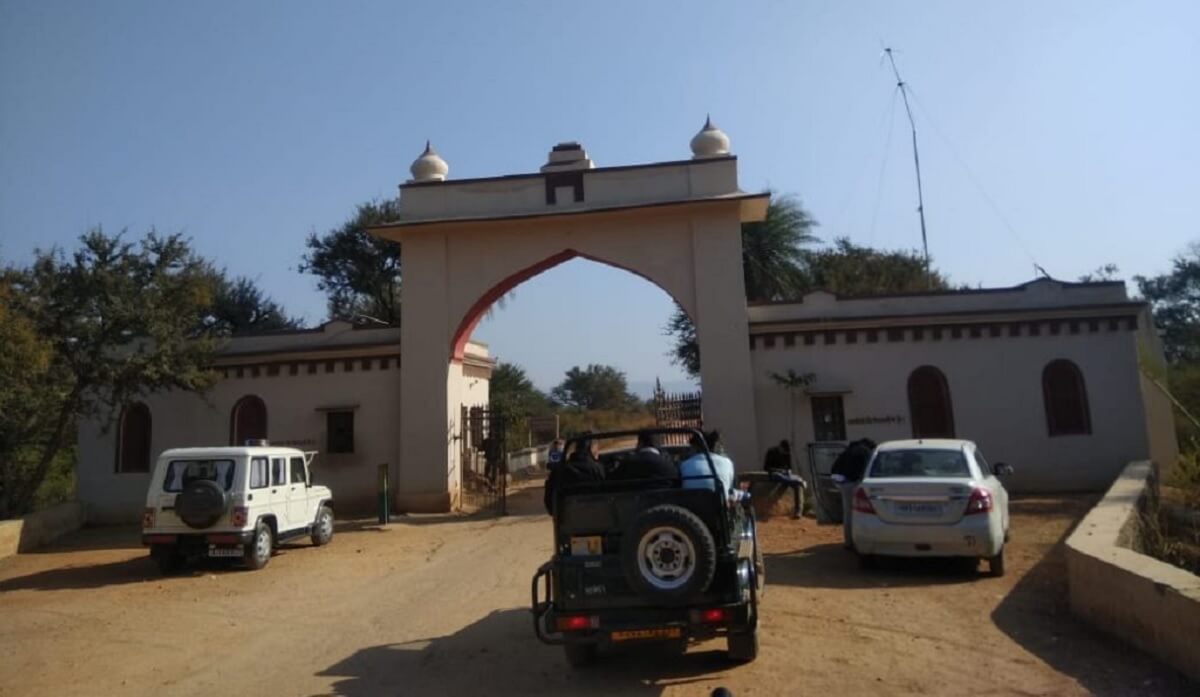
[853,487,876,514]
[965,487,993,515]
[231,506,248,527]
[555,615,598,632]
[696,608,728,624]
[142,507,155,529]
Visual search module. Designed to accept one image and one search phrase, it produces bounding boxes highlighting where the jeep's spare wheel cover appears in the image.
[622,504,717,602]
[176,479,229,529]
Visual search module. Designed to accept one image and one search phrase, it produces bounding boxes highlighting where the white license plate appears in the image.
[896,503,943,516]
[208,546,242,558]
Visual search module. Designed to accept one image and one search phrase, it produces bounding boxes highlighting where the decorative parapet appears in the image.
[1065,461,1200,682]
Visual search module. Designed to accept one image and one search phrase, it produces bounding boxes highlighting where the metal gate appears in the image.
[459,405,508,515]
[652,382,703,447]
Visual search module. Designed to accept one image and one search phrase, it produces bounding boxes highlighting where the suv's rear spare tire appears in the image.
[176,479,229,529]
[621,504,717,604]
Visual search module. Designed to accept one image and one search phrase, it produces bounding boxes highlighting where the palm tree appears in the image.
[741,195,819,302]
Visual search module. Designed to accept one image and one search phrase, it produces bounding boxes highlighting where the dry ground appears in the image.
[0,490,1192,697]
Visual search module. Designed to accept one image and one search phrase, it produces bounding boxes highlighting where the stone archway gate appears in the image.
[371,141,767,512]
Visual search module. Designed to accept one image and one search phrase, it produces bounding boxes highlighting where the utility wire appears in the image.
[883,47,932,288]
[905,85,1042,272]
[867,86,900,246]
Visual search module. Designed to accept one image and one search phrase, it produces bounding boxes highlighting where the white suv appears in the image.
[141,443,334,573]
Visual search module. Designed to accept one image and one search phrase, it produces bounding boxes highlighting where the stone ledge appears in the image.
[0,501,86,560]
[1065,460,1200,683]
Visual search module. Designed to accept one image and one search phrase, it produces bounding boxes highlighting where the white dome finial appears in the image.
[409,140,449,182]
[690,115,731,159]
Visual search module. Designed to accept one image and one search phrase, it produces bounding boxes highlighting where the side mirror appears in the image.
[993,463,1014,477]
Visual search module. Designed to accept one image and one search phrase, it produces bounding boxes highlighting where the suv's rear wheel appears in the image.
[563,643,597,668]
[311,505,334,546]
[150,545,183,575]
[621,504,717,605]
[244,521,273,570]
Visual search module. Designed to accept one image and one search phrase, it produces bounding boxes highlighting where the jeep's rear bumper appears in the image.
[142,531,255,547]
[531,561,753,647]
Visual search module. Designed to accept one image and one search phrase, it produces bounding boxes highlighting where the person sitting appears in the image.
[679,430,736,499]
[543,437,605,515]
[611,431,677,482]
[762,439,806,519]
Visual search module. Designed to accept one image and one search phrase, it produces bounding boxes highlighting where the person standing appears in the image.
[831,438,877,549]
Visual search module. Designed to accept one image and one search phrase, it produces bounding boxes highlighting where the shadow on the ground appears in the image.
[313,607,737,697]
[765,542,981,590]
[991,497,1192,696]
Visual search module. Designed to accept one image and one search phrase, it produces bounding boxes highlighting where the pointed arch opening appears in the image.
[1043,359,1091,436]
[907,366,956,438]
[450,248,694,363]
[115,402,152,473]
[230,395,268,446]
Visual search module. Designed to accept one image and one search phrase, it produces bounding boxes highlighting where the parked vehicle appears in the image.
[141,442,334,573]
[531,428,763,667]
[851,439,1012,576]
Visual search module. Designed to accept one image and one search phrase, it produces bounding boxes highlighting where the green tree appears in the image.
[742,195,819,302]
[801,238,950,296]
[200,272,300,336]
[0,230,218,516]
[550,364,640,411]
[1078,263,1121,283]
[489,362,549,416]
[301,199,403,324]
[1136,243,1200,364]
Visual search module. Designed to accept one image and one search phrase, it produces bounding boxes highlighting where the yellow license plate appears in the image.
[610,627,683,642]
[570,536,602,556]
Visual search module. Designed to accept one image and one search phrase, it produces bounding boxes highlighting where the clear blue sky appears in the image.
[2,1,1197,394]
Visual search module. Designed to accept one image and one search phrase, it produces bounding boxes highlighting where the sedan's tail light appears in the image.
[965,487,993,515]
[231,506,248,527]
[853,487,876,514]
[142,507,155,529]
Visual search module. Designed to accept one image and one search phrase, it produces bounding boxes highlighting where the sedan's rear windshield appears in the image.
[868,450,970,478]
[163,459,236,492]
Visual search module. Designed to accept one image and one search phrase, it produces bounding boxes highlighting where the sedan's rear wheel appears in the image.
[987,547,1005,577]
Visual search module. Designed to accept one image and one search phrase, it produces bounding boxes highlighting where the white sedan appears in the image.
[851,439,1012,576]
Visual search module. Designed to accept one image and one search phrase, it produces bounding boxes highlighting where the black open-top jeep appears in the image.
[531,428,764,667]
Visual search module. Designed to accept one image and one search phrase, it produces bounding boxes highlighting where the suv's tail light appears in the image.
[142,507,155,529]
[853,487,876,514]
[965,488,993,515]
[231,506,248,527]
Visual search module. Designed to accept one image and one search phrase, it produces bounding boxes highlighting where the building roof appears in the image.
[211,320,491,366]
[748,278,1142,331]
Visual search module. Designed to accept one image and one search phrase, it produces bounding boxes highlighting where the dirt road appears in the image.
[0,490,1191,696]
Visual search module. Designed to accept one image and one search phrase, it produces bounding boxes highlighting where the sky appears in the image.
[2,1,1198,394]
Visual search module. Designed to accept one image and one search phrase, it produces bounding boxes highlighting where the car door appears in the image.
[287,455,310,526]
[269,455,293,531]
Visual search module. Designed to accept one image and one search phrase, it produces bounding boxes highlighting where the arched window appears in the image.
[116,402,152,473]
[1043,360,1091,436]
[908,366,956,438]
[230,395,268,446]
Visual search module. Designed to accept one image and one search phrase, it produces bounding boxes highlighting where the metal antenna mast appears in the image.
[884,47,931,287]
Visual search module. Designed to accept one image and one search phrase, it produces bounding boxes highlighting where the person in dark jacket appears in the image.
[830,438,877,548]
[543,438,605,515]
[611,431,678,481]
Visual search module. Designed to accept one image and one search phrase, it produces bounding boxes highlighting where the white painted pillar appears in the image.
[396,232,455,512]
[691,207,761,471]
